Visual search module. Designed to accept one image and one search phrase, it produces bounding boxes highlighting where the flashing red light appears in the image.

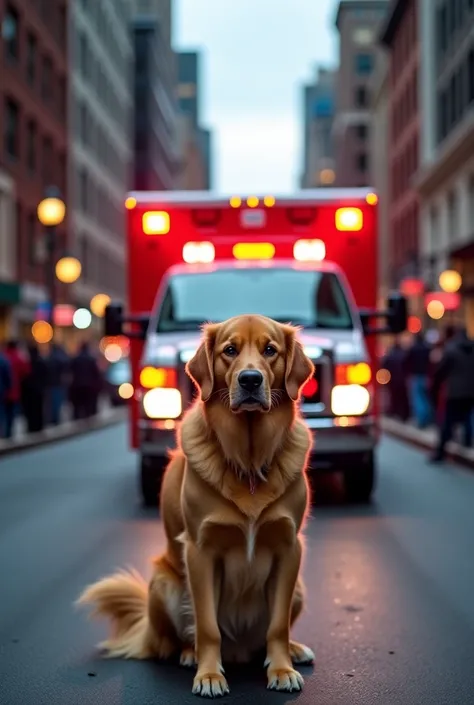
[302,377,318,398]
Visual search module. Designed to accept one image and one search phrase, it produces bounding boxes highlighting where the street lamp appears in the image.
[37,186,66,324]
[55,255,81,284]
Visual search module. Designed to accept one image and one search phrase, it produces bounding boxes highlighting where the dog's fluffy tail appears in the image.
[76,568,154,659]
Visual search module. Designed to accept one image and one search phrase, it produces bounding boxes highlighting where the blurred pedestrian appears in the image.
[382,339,410,421]
[0,348,12,438]
[21,344,48,433]
[430,327,474,463]
[70,342,102,420]
[4,340,31,438]
[45,343,70,425]
[404,332,433,428]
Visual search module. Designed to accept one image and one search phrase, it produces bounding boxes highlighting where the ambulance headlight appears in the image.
[331,385,370,416]
[143,388,182,419]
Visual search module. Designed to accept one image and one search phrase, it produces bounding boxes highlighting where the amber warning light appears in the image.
[142,211,170,235]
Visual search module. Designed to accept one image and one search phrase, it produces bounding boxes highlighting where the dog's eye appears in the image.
[223,345,238,357]
[263,345,277,357]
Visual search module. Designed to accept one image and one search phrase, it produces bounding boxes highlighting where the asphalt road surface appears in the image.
[1,424,474,705]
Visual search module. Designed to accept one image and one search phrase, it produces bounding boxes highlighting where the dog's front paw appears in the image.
[289,640,315,664]
[192,672,229,698]
[266,663,304,692]
[180,646,196,668]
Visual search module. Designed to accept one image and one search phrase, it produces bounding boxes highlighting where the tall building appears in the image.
[177,51,213,190]
[416,0,474,333]
[300,66,336,188]
[380,0,420,287]
[0,0,69,338]
[69,0,133,311]
[132,0,180,191]
[370,55,390,301]
[333,0,389,187]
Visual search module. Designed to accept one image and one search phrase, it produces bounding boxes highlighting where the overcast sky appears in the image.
[174,0,338,194]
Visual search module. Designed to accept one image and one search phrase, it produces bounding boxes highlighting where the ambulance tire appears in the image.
[139,454,164,508]
[343,452,375,504]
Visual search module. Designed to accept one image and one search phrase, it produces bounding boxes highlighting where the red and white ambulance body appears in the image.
[105,189,407,506]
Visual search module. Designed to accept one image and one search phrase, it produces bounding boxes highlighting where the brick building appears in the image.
[0,0,69,337]
[416,0,474,333]
[380,0,420,286]
[333,0,389,187]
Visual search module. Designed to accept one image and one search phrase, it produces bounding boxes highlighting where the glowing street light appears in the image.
[55,256,82,284]
[37,186,67,326]
[37,194,66,227]
[90,293,111,318]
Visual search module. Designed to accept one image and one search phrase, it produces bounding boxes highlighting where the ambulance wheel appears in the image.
[343,452,375,504]
[139,455,164,508]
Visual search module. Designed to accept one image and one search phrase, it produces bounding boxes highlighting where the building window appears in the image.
[27,213,36,268]
[356,153,368,173]
[356,124,368,140]
[469,49,474,105]
[3,4,19,61]
[26,33,37,85]
[79,168,88,211]
[26,120,36,172]
[355,86,369,108]
[4,98,19,159]
[42,56,53,102]
[355,53,373,75]
[42,137,53,184]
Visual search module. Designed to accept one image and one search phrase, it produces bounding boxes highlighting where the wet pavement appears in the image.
[1,424,473,704]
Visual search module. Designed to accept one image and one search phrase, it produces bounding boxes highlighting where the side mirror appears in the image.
[104,303,124,337]
[359,292,408,336]
[104,303,150,340]
[386,292,408,335]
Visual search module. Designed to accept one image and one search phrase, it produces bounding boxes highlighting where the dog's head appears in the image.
[186,314,314,413]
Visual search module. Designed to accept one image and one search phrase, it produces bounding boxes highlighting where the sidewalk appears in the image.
[381,416,474,469]
[0,401,126,457]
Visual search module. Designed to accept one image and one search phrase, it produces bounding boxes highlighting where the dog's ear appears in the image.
[284,327,315,402]
[185,324,218,402]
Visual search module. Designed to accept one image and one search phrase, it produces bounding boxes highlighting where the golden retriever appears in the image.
[77,314,316,696]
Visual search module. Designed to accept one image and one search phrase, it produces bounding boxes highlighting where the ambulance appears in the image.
[105,189,407,506]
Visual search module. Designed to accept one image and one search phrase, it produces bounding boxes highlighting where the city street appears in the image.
[1,425,474,705]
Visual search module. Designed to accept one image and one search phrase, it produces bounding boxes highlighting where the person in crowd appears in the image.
[21,344,48,434]
[69,342,102,420]
[428,324,457,427]
[381,338,410,421]
[404,331,433,428]
[4,340,31,438]
[430,326,474,462]
[45,343,70,425]
[0,348,12,438]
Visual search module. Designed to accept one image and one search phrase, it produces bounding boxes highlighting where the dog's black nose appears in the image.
[238,369,263,392]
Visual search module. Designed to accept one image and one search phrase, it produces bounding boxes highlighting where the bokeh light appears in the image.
[31,320,53,344]
[376,368,391,385]
[427,300,445,320]
[104,343,123,362]
[55,256,82,284]
[73,308,92,329]
[37,197,66,226]
[439,269,462,294]
[118,382,134,399]
[407,315,422,334]
[90,293,111,318]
